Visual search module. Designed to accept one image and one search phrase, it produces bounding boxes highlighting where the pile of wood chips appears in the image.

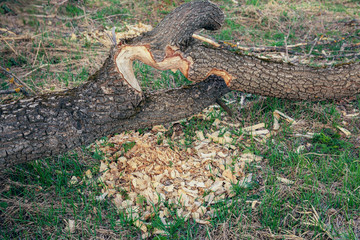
[95,121,262,235]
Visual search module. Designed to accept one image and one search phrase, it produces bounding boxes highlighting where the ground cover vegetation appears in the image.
[0,0,359,239]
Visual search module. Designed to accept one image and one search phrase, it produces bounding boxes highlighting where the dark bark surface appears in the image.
[0,48,229,167]
[1,0,359,167]
[184,45,360,100]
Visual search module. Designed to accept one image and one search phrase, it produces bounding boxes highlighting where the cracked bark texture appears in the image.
[1,0,360,167]
[184,46,360,100]
[0,47,229,167]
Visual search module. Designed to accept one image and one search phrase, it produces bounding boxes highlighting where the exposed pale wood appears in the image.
[192,34,220,47]
[114,45,191,93]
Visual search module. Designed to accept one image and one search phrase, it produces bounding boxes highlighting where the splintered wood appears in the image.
[95,130,256,228]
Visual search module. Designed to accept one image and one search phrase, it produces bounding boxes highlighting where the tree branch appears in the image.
[1,1,359,167]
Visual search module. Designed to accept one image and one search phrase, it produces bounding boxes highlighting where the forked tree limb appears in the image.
[0,49,229,167]
[1,1,360,167]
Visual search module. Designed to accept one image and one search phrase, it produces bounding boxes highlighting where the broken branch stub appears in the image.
[113,0,224,93]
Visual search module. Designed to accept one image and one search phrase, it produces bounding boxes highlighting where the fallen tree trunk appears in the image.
[1,1,360,167]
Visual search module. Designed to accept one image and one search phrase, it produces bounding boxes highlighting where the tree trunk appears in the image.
[1,0,359,167]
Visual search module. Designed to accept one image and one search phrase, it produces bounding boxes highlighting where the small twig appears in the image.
[192,34,220,47]
[284,28,291,62]
[32,40,42,67]
[0,27,16,35]
[225,36,356,54]
[0,87,28,96]
[102,13,133,19]
[103,27,117,46]
[54,0,69,6]
[23,13,86,21]
[0,89,21,95]
[0,66,36,95]
[302,152,338,157]
[82,6,89,26]
[22,64,48,79]
[112,27,117,46]
[316,52,360,59]
[305,37,320,58]
[41,41,51,64]
[215,98,233,117]
[0,36,33,41]
[2,39,18,55]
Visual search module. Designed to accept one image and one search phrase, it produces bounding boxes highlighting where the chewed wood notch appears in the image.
[205,68,233,85]
[114,44,192,92]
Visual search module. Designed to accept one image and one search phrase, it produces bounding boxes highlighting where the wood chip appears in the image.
[336,126,351,136]
[242,123,265,132]
[93,119,246,225]
[212,118,221,128]
[134,220,147,233]
[85,169,93,179]
[152,125,167,132]
[277,177,294,185]
[273,111,280,130]
[239,153,263,162]
[95,193,108,201]
[153,228,167,235]
[344,113,359,118]
[220,121,241,128]
[296,145,306,153]
[274,110,296,124]
[293,133,315,138]
[246,200,260,209]
[250,129,270,136]
[69,176,78,185]
[65,219,76,233]
[195,219,211,225]
[195,131,205,140]
[70,33,77,41]
[222,169,236,182]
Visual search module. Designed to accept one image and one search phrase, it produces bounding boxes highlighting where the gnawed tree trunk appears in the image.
[1,1,360,167]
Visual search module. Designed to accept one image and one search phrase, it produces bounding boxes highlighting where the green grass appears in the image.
[1,0,360,239]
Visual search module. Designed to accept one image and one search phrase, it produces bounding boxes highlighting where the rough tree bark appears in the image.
[1,1,360,167]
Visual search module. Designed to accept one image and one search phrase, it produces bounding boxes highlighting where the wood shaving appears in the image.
[336,126,351,136]
[273,111,280,130]
[277,177,295,185]
[64,219,76,234]
[93,128,251,227]
[274,110,296,124]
